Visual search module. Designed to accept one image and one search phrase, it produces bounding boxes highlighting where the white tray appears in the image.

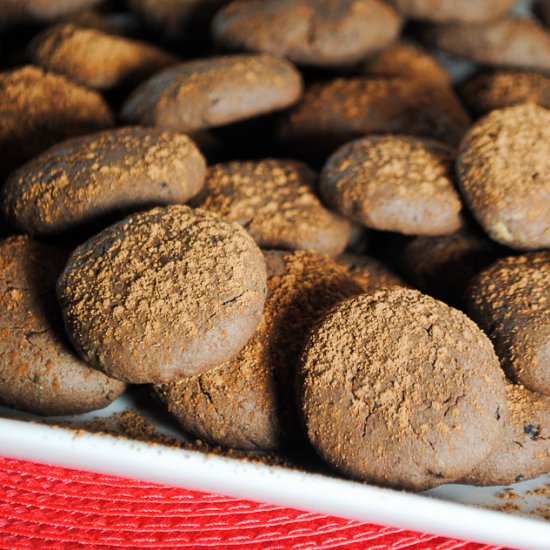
[1,388,549,550]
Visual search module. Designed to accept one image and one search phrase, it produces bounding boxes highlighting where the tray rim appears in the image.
[1,416,549,550]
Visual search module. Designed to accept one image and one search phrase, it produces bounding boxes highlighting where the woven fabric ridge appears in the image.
[0,457,504,549]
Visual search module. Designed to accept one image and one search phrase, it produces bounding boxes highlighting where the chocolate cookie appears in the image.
[193,159,352,256]
[297,287,508,490]
[57,205,267,384]
[459,71,550,117]
[28,23,178,90]
[156,249,363,451]
[362,42,451,87]
[395,224,502,306]
[0,66,114,181]
[320,136,462,236]
[463,382,550,486]
[1,0,100,28]
[278,78,471,158]
[120,54,303,133]
[0,236,125,416]
[466,252,550,396]
[212,0,401,68]
[420,18,550,73]
[2,127,206,237]
[457,104,550,249]
[335,253,405,291]
[388,0,514,23]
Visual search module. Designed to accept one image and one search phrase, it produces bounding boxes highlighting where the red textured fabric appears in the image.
[0,457,502,549]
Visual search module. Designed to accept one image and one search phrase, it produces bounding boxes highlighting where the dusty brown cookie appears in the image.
[457,104,550,250]
[0,0,100,28]
[212,0,401,68]
[120,54,303,133]
[463,382,550,486]
[395,224,502,306]
[388,0,514,23]
[0,66,114,182]
[459,71,550,117]
[192,159,352,256]
[28,23,178,90]
[362,42,451,87]
[297,287,508,491]
[320,136,462,236]
[466,252,550,396]
[278,78,471,158]
[420,18,550,73]
[2,127,206,237]
[155,249,363,451]
[57,205,267,384]
[335,253,405,291]
[0,236,126,416]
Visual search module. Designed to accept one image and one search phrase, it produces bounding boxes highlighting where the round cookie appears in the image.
[388,0,514,23]
[0,66,114,182]
[120,54,303,133]
[463,382,550,486]
[2,127,206,237]
[419,18,550,73]
[0,236,126,416]
[320,136,462,236]
[278,78,471,158]
[212,0,401,68]
[395,224,502,307]
[0,0,100,28]
[362,42,451,87]
[28,23,178,90]
[156,249,363,451]
[193,159,352,256]
[459,71,550,117]
[457,104,550,249]
[335,253,405,291]
[466,252,550,396]
[297,287,508,490]
[57,205,267,384]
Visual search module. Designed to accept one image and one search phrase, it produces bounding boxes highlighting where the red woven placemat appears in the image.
[0,456,503,549]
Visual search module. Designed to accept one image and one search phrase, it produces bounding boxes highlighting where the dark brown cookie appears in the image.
[120,54,303,133]
[420,18,550,73]
[0,66,114,182]
[535,0,550,28]
[0,236,126,416]
[466,252,550,396]
[297,287,508,491]
[278,78,471,158]
[335,253,405,291]
[193,159,352,256]
[129,0,230,47]
[2,127,206,237]
[57,205,267,384]
[212,0,401,68]
[28,23,178,90]
[320,136,462,236]
[388,0,514,23]
[395,224,502,306]
[463,382,550,486]
[1,0,100,28]
[459,71,550,117]
[155,249,363,451]
[457,104,550,250]
[362,42,451,87]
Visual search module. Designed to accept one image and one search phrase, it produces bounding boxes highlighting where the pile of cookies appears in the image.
[0,0,549,491]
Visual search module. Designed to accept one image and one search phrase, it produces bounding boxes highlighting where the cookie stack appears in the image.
[0,0,549,491]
